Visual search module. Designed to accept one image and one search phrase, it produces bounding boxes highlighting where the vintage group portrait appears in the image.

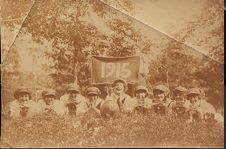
[1,0,224,148]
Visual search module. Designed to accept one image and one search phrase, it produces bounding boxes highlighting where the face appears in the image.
[154,90,165,102]
[87,94,98,102]
[113,82,125,95]
[18,93,30,104]
[187,94,200,106]
[44,95,56,105]
[68,90,78,99]
[173,91,185,102]
[135,90,146,99]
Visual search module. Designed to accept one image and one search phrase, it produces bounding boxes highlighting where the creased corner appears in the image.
[1,0,37,64]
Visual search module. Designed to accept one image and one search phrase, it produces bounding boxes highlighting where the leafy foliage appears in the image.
[2,113,223,147]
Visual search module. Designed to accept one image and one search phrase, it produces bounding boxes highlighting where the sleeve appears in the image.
[9,101,20,118]
[76,99,90,116]
[147,98,153,108]
[200,101,216,115]
[35,100,46,114]
[27,100,40,116]
[53,100,68,116]
[123,94,135,113]
[184,100,191,109]
[60,94,69,105]
[215,113,224,124]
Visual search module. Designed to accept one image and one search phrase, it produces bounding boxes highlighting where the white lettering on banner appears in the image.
[101,62,131,78]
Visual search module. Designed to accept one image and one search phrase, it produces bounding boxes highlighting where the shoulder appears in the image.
[77,94,88,102]
[201,100,216,110]
[60,94,69,102]
[28,100,38,107]
[10,100,19,107]
[145,97,152,101]
[123,93,132,99]
[37,99,45,105]
[28,99,37,104]
[201,100,214,107]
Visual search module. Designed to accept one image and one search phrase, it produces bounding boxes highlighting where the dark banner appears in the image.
[91,56,140,84]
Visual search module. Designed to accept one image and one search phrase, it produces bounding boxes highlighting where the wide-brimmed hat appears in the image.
[112,78,128,91]
[14,87,31,99]
[86,87,101,96]
[42,89,57,98]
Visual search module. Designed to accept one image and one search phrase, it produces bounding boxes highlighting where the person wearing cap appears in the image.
[60,84,88,116]
[169,86,190,117]
[186,87,223,125]
[9,87,39,118]
[105,78,133,113]
[132,85,152,114]
[151,84,172,115]
[85,86,105,115]
[37,89,65,115]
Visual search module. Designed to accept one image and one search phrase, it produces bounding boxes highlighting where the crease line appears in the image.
[2,0,37,64]
[1,18,25,22]
[99,0,223,65]
[2,0,223,65]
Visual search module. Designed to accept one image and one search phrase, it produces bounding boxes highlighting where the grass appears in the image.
[1,111,224,148]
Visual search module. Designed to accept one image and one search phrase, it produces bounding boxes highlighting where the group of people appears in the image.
[9,78,223,125]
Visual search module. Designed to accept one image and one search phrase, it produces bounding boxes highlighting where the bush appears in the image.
[1,112,224,148]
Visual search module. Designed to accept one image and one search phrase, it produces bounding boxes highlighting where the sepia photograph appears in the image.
[1,0,224,148]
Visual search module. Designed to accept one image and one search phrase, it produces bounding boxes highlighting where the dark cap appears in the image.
[134,85,148,93]
[174,86,187,93]
[14,87,31,99]
[42,89,57,98]
[187,88,201,96]
[86,87,101,96]
[67,84,80,93]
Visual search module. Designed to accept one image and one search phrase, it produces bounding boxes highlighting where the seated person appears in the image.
[105,78,133,113]
[9,87,38,118]
[186,87,223,125]
[151,84,171,115]
[60,84,88,116]
[170,86,190,117]
[132,85,152,114]
[37,89,64,115]
[85,86,105,115]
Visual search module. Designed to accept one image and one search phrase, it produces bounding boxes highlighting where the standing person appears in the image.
[60,84,88,116]
[132,85,152,114]
[85,86,105,115]
[186,87,223,125]
[170,86,190,117]
[9,87,38,119]
[105,78,133,113]
[151,84,171,115]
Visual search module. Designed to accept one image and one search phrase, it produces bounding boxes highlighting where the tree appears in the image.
[20,0,151,93]
[174,0,224,107]
[147,40,205,94]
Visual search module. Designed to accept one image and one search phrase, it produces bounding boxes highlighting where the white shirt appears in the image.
[60,94,89,116]
[105,93,133,113]
[9,100,39,118]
